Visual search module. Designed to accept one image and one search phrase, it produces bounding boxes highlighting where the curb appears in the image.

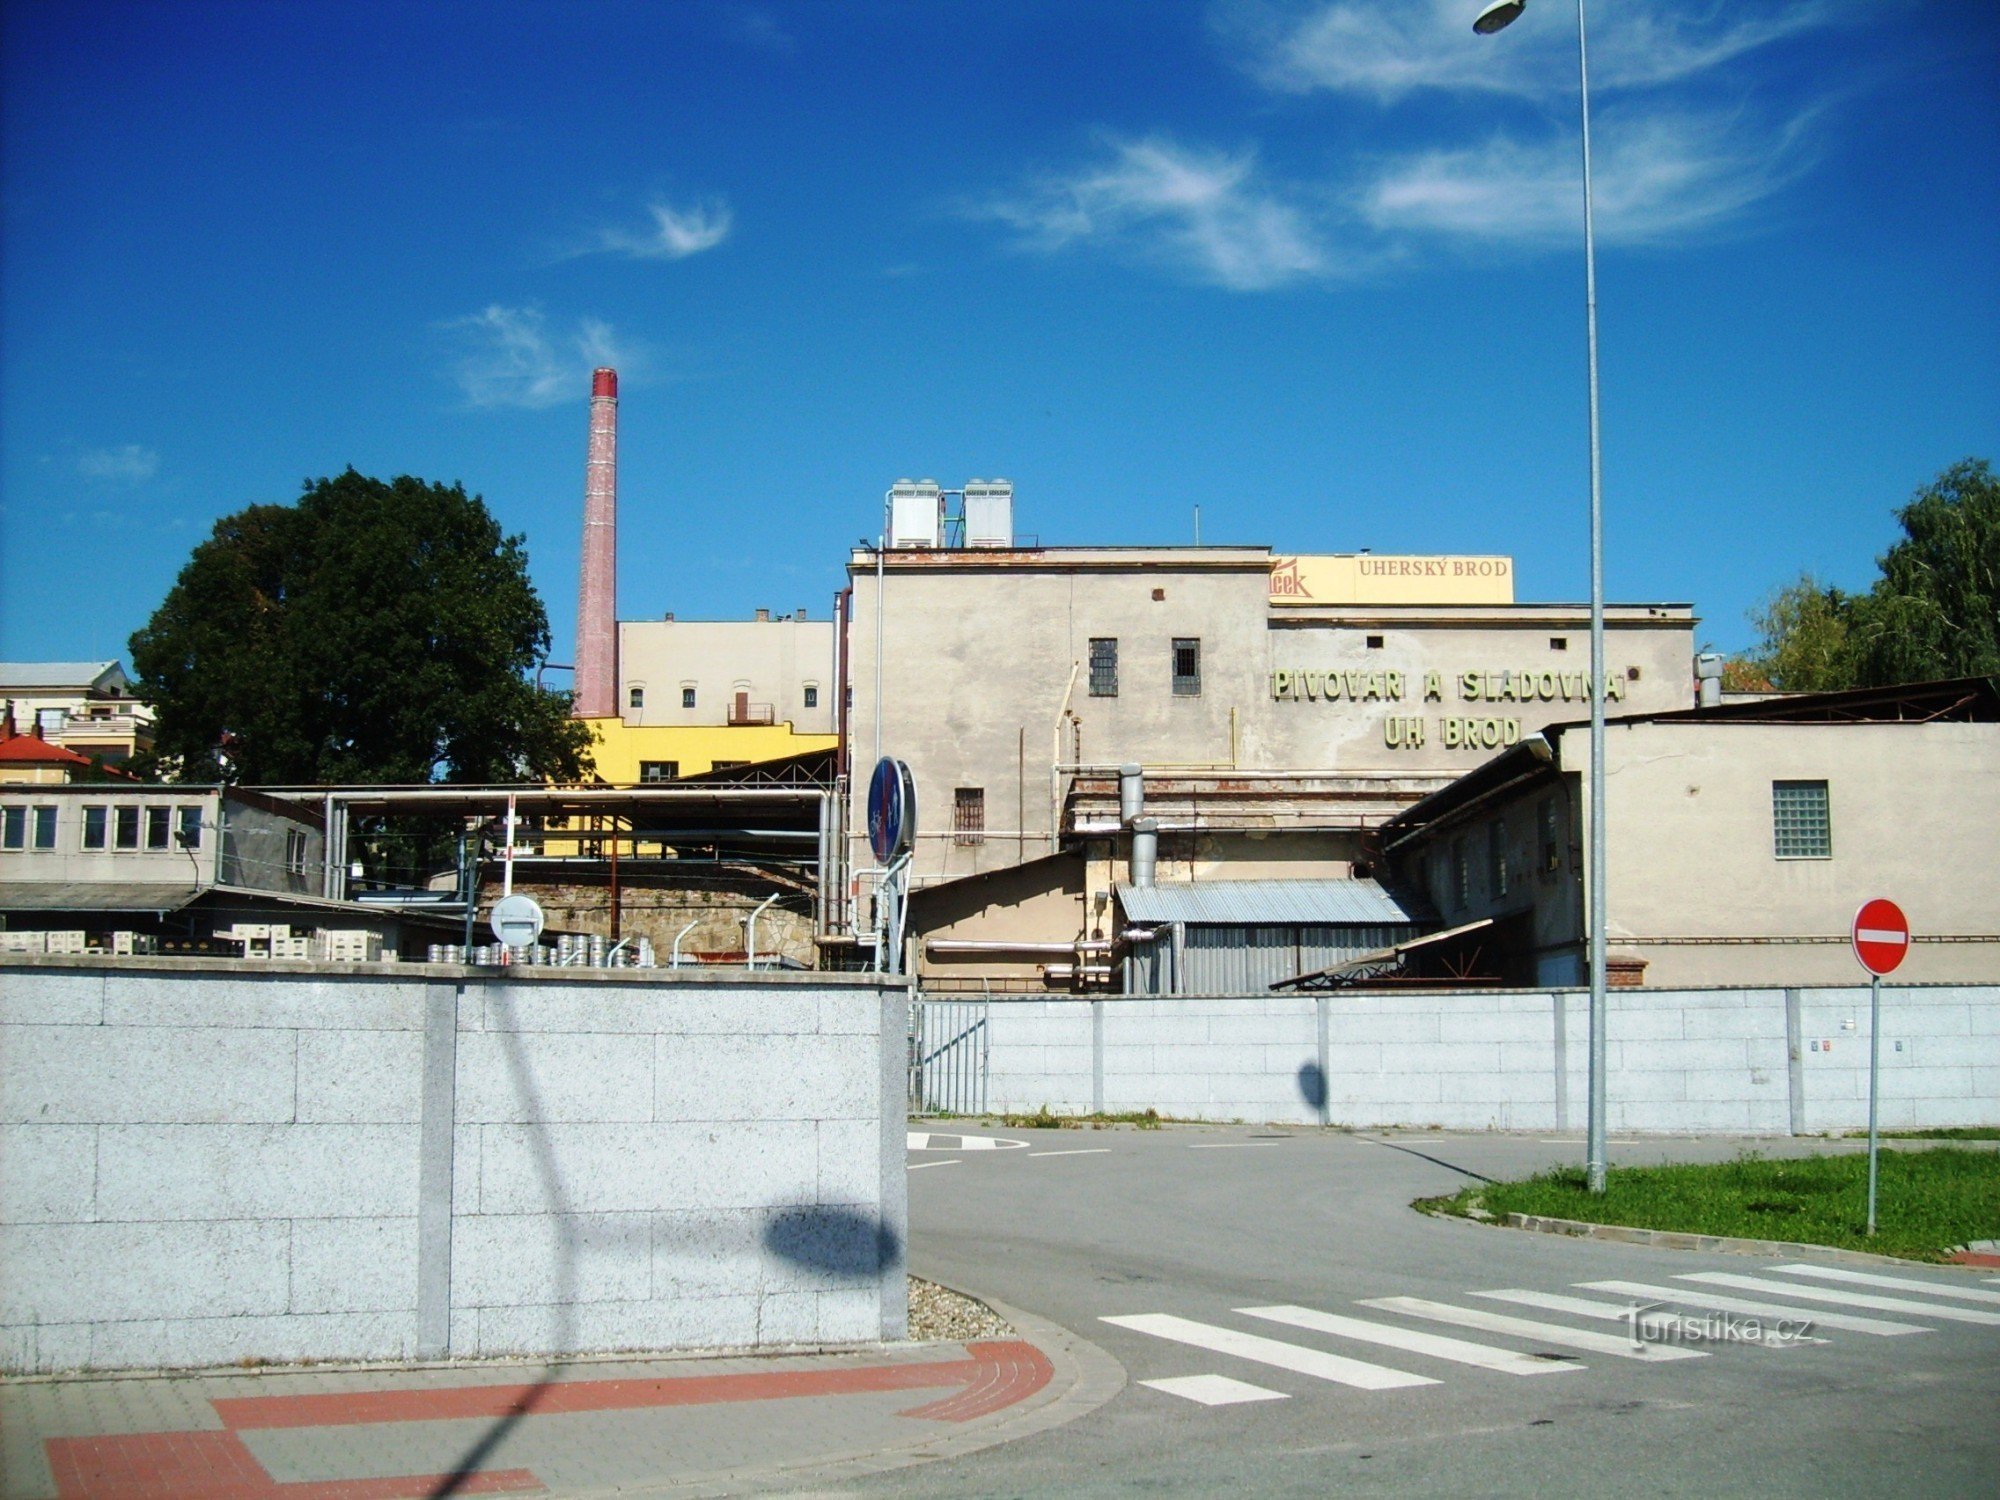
[613,1282,1126,1496]
[1501,1211,1996,1271]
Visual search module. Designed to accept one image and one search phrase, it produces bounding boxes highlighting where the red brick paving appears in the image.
[898,1341,1055,1422]
[45,1429,540,1500]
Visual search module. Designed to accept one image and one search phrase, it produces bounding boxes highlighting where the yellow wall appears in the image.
[577,717,837,784]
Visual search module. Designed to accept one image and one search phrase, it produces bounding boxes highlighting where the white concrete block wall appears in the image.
[0,960,906,1375]
[954,984,1997,1133]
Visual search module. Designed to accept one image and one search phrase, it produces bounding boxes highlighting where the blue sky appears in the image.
[3,0,1996,671]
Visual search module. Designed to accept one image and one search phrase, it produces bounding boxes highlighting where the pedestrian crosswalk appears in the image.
[1103,1260,1996,1408]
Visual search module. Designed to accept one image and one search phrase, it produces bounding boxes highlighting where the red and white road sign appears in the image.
[1851,898,1910,977]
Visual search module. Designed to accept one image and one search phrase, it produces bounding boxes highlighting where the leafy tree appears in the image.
[1737,459,1999,692]
[130,470,593,785]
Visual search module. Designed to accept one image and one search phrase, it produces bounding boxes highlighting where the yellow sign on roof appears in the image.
[1270,554,1514,606]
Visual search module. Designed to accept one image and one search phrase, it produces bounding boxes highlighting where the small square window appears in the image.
[1550,637,1569,651]
[639,760,679,783]
[803,685,819,709]
[953,787,985,845]
[1773,780,1831,858]
[681,686,696,709]
[1089,638,1119,697]
[628,685,645,710]
[1171,638,1201,697]
[83,805,108,850]
[1366,635,1384,649]
[115,805,140,849]
[146,806,171,850]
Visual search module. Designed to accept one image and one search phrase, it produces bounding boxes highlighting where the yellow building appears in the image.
[578,716,836,784]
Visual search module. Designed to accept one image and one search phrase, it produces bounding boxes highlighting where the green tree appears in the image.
[130,470,593,785]
[1738,459,1999,692]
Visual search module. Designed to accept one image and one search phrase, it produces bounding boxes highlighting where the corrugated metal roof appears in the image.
[0,882,200,912]
[1114,878,1422,926]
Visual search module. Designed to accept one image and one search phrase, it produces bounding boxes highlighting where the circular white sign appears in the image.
[490,893,545,948]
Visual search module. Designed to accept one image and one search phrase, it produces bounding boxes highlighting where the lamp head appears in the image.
[1474,0,1526,34]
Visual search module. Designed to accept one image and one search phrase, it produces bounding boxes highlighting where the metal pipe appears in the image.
[744,892,779,970]
[1130,817,1158,890]
[1118,764,1144,825]
[671,919,698,969]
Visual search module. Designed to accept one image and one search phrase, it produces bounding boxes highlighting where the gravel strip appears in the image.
[909,1276,1015,1341]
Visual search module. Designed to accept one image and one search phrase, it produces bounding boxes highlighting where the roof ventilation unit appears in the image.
[889,479,942,549]
[964,478,1014,548]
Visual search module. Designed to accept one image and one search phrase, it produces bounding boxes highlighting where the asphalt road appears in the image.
[837,1125,2000,1498]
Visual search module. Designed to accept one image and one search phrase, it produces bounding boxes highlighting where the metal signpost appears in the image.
[867,757,917,973]
[1850,897,1910,1235]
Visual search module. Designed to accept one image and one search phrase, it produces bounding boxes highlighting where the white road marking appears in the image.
[1101,1314,1437,1390]
[1679,1273,2000,1326]
[1767,1263,2000,1306]
[1141,1374,1290,1406]
[1358,1297,1705,1362]
[1187,1142,1276,1150]
[1580,1280,1928,1336]
[1239,1304,1586,1377]
[1475,1289,1826,1346]
[907,1133,1028,1152]
[1030,1148,1112,1157]
[907,1160,959,1171]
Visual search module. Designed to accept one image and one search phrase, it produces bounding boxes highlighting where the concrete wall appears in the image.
[940,985,1999,1133]
[1,959,907,1375]
[618,616,836,734]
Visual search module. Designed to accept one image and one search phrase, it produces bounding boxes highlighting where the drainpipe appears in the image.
[1130,817,1158,890]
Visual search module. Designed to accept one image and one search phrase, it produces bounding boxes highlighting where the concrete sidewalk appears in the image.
[0,1298,1121,1498]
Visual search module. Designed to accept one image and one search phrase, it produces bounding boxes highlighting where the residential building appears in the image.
[0,661,153,767]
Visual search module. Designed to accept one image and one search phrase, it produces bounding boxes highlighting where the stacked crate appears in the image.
[318,929,384,963]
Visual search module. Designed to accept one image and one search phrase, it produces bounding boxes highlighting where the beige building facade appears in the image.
[618,612,836,736]
[841,540,1697,984]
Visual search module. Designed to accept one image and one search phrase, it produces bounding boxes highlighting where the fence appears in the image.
[910,999,989,1116]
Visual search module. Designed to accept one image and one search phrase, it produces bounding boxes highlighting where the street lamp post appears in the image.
[1476,0,1609,1193]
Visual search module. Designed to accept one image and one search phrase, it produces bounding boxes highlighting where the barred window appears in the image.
[639,761,679,784]
[1773,780,1831,858]
[953,787,985,845]
[1089,638,1118,697]
[1171,638,1201,696]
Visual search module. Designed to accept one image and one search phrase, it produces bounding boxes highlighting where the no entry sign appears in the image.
[1851,898,1910,977]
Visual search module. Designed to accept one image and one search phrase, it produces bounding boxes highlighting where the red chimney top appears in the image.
[592,368,618,398]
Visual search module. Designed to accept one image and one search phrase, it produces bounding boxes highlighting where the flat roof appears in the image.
[1114,878,1426,926]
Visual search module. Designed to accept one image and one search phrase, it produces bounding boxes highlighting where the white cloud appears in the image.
[442,306,633,409]
[77,444,159,483]
[979,135,1333,291]
[1359,106,1819,245]
[594,199,733,260]
[1225,0,1835,101]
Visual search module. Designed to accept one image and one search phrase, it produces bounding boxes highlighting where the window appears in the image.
[1488,822,1508,898]
[285,828,309,879]
[803,684,819,709]
[639,760,679,783]
[953,787,985,845]
[176,806,202,850]
[711,760,748,772]
[1773,780,1831,858]
[1366,635,1384,649]
[146,806,171,850]
[1089,638,1119,697]
[681,686,696,709]
[628,685,645,710]
[33,806,58,851]
[1550,637,1569,651]
[1,807,23,850]
[114,805,140,849]
[1538,797,1560,879]
[83,805,107,850]
[1171,638,1201,697]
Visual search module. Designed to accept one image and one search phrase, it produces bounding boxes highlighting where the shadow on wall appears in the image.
[763,1204,903,1281]
[1297,1061,1327,1112]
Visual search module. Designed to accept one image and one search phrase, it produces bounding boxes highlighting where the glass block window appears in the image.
[639,761,679,783]
[1171,638,1201,697]
[1773,780,1831,858]
[953,787,985,845]
[1089,638,1118,697]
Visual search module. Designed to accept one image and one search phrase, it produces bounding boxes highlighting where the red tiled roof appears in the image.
[0,732,94,766]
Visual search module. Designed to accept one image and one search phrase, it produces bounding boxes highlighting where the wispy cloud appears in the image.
[1223,0,1836,101]
[590,199,733,260]
[442,306,630,409]
[978,135,1333,291]
[1359,106,1820,245]
[77,444,159,483]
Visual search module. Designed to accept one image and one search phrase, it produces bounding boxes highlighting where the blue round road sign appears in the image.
[868,757,916,863]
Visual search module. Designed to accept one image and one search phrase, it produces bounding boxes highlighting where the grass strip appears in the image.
[1419,1147,2000,1262]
